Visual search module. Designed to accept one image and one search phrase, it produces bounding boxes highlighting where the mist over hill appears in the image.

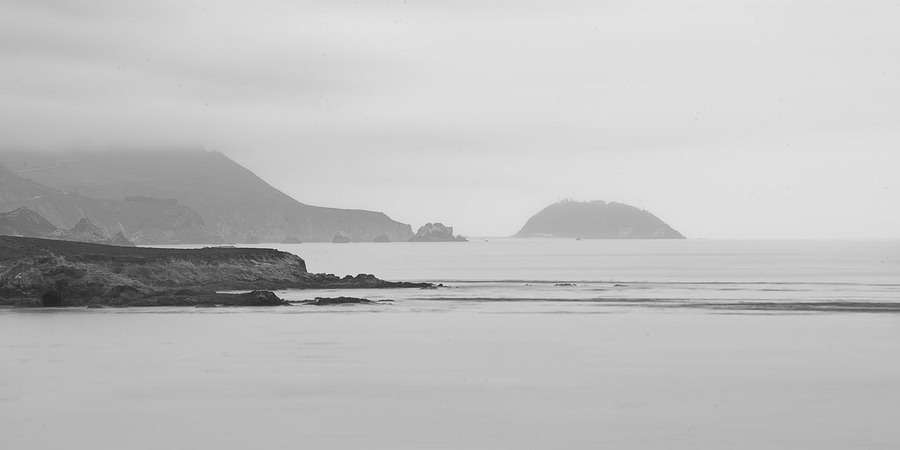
[516,200,684,239]
[0,163,215,244]
[0,150,413,243]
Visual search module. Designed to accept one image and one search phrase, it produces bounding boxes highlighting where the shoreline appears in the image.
[0,235,433,307]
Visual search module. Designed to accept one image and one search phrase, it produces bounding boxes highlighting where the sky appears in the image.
[2,0,899,238]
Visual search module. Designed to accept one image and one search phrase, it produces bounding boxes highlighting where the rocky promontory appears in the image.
[516,200,684,239]
[0,236,431,307]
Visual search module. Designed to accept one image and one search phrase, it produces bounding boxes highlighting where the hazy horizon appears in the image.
[3,4,900,448]
[3,1,899,239]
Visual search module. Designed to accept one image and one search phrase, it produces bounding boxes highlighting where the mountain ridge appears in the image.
[0,150,414,243]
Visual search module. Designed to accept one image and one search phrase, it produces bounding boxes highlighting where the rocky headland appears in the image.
[0,236,431,307]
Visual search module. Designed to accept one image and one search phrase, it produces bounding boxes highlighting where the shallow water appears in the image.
[3,239,900,449]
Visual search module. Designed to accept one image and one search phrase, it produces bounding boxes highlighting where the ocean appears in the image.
[2,238,900,449]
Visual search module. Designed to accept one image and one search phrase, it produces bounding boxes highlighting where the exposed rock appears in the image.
[0,236,433,307]
[294,273,431,290]
[299,296,377,306]
[151,290,287,307]
[516,200,684,239]
[409,223,467,242]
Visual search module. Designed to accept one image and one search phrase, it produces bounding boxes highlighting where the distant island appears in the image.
[0,236,432,307]
[0,150,413,244]
[516,200,684,239]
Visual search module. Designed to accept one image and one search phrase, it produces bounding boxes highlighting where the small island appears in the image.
[516,200,684,239]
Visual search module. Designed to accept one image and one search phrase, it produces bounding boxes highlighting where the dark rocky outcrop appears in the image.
[297,273,430,289]
[299,296,381,306]
[0,236,432,307]
[409,223,467,242]
[516,200,684,239]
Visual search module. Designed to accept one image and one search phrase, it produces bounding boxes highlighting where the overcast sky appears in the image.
[2,0,899,238]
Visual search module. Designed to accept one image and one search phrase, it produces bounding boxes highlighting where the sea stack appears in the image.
[409,223,467,242]
[516,200,684,239]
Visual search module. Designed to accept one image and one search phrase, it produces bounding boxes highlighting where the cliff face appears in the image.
[0,236,429,306]
[1,151,414,243]
[516,200,684,239]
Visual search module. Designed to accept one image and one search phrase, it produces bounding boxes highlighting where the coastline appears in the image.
[0,236,433,307]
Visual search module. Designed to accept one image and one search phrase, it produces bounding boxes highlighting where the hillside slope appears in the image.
[0,207,58,237]
[1,151,413,243]
[0,165,213,244]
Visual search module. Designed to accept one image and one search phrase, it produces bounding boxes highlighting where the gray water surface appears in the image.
[3,239,900,449]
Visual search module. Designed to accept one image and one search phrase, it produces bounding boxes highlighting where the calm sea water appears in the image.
[2,239,900,449]
[270,238,900,310]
